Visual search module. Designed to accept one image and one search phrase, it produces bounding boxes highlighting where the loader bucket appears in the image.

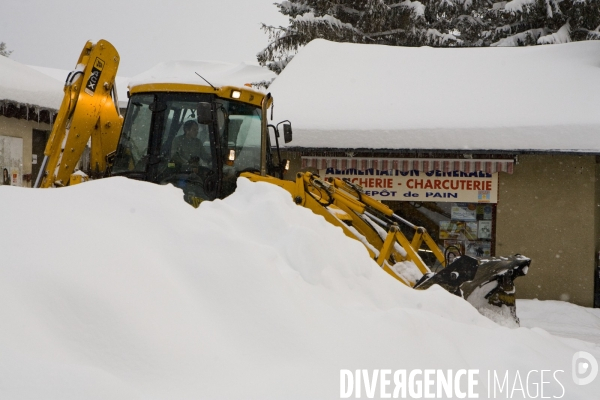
[414,255,531,326]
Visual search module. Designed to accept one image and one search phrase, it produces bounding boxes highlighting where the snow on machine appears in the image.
[35,40,530,325]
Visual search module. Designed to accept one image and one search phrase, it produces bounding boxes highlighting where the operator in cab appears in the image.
[170,120,210,173]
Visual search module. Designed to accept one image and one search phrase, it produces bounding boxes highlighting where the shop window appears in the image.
[389,201,495,268]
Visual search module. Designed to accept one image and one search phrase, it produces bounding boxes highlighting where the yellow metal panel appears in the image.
[129,83,269,108]
[69,174,88,186]
[422,230,446,267]
[377,225,398,266]
[395,231,430,275]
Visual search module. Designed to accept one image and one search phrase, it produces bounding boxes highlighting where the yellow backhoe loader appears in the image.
[35,40,530,324]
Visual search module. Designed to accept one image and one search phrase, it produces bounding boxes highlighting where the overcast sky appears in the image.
[1,0,288,77]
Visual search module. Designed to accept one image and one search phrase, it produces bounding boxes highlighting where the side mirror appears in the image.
[197,102,212,125]
[283,123,292,143]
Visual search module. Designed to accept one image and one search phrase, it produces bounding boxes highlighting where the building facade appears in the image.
[0,104,54,187]
[281,150,599,308]
[0,56,61,188]
[269,40,600,308]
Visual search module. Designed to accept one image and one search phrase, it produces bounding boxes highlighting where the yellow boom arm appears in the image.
[36,40,123,188]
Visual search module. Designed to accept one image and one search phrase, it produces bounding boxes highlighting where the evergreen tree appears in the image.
[258,0,600,74]
[257,0,501,73]
[258,1,426,73]
[0,42,12,57]
[419,0,496,46]
[486,0,600,45]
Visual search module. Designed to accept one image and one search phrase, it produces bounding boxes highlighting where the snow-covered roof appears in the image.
[128,60,276,91]
[269,40,600,153]
[0,56,63,111]
[30,65,130,109]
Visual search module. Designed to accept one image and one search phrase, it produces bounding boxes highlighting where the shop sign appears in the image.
[320,168,498,203]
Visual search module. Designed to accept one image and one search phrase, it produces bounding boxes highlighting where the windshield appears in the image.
[112,92,263,203]
[113,92,216,203]
[215,98,263,197]
[113,93,154,173]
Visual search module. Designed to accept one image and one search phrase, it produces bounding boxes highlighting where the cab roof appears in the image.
[128,60,275,107]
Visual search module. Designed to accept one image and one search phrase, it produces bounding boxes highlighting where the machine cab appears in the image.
[111,86,269,205]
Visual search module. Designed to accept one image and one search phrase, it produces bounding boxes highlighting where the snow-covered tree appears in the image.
[258,0,600,74]
[419,0,497,46]
[0,42,12,57]
[258,1,427,73]
[488,0,600,46]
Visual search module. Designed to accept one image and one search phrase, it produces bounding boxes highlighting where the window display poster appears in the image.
[464,222,478,240]
[1,166,22,186]
[478,220,492,239]
[0,135,23,186]
[10,167,19,185]
[466,241,492,257]
[439,221,460,239]
[443,239,464,253]
[1,166,9,185]
[451,203,477,221]
[483,205,493,220]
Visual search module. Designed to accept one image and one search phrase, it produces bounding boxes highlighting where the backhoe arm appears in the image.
[35,40,123,188]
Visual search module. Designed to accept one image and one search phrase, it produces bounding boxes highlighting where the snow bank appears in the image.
[269,40,600,152]
[518,299,600,345]
[129,60,276,91]
[0,178,599,398]
[0,56,63,110]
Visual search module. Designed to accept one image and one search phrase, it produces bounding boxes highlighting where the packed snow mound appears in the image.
[269,39,600,152]
[0,178,599,399]
[518,299,600,344]
[129,60,275,90]
[0,55,63,110]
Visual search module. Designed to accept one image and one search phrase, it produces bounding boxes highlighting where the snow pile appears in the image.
[0,178,599,399]
[0,55,63,110]
[269,39,600,152]
[491,28,550,47]
[129,60,276,91]
[30,65,130,109]
[518,299,600,345]
[537,23,571,45]
[504,0,536,13]
[394,0,426,17]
